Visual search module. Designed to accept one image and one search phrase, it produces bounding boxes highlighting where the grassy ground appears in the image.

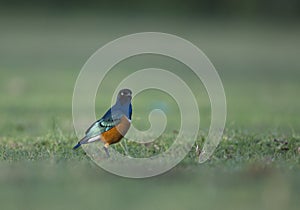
[1,14,300,209]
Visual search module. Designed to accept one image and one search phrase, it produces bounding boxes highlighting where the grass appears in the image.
[1,128,299,169]
[0,14,300,209]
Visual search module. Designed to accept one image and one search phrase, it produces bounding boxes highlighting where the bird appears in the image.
[73,89,132,157]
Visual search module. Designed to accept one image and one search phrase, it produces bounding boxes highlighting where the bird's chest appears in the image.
[100,116,131,145]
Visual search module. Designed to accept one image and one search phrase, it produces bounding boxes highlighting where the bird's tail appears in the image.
[73,136,88,150]
[73,142,81,150]
[73,135,100,150]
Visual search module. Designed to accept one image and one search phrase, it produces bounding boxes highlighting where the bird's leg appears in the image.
[120,139,129,156]
[123,139,129,156]
[103,143,110,158]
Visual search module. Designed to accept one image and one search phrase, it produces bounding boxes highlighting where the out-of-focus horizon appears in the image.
[1,0,300,135]
[1,0,300,18]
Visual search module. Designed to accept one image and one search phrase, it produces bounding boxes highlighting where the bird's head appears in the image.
[117,89,132,105]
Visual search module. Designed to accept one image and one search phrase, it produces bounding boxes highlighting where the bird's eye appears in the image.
[121,92,124,96]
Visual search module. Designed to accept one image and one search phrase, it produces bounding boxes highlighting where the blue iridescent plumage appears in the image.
[73,89,132,152]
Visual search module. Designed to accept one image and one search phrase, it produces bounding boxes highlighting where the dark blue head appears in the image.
[117,89,132,105]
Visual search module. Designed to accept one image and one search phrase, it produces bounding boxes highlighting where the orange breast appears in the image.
[100,116,131,145]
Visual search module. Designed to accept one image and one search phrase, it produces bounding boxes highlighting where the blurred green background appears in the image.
[1,1,300,210]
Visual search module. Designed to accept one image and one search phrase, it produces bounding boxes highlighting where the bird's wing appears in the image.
[129,103,132,120]
[84,109,123,138]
